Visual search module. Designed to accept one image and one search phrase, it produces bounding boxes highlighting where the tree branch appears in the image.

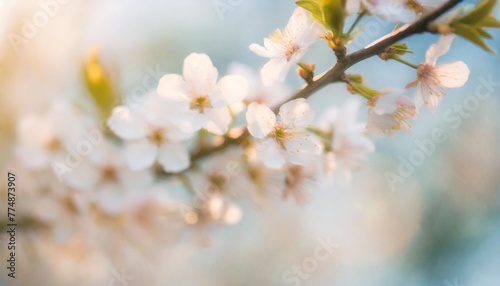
[187,0,462,164]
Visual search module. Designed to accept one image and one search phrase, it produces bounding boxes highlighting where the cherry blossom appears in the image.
[107,92,195,173]
[357,0,447,22]
[246,98,322,168]
[249,8,321,86]
[16,99,91,169]
[407,35,470,112]
[317,98,375,181]
[157,53,248,135]
[367,90,417,136]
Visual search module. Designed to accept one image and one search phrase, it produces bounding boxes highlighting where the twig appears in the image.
[187,0,462,163]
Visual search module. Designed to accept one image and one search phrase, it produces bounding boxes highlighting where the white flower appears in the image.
[186,148,246,225]
[64,140,154,196]
[107,92,195,173]
[407,35,470,112]
[157,53,248,135]
[249,8,321,86]
[317,98,375,181]
[228,62,290,109]
[367,90,417,136]
[16,99,89,169]
[246,98,322,168]
[360,0,447,22]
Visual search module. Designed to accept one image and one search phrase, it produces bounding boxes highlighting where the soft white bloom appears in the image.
[249,8,321,86]
[63,140,154,196]
[367,90,417,136]
[358,0,447,22]
[228,62,290,109]
[157,53,248,135]
[107,92,195,173]
[283,162,321,204]
[407,35,470,112]
[16,99,90,169]
[317,98,375,181]
[187,148,246,225]
[246,98,322,168]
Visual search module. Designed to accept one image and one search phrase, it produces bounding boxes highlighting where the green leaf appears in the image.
[321,0,347,35]
[478,15,500,28]
[458,0,497,25]
[477,28,493,39]
[453,23,493,52]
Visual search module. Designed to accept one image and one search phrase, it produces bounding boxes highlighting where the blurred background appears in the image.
[0,0,499,285]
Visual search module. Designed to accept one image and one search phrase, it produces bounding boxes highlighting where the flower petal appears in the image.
[212,74,248,107]
[107,106,148,140]
[260,58,290,86]
[158,143,190,173]
[204,107,232,135]
[249,43,272,58]
[259,139,286,168]
[156,74,189,102]
[246,102,276,139]
[285,134,322,166]
[435,61,470,88]
[279,98,314,130]
[183,53,218,96]
[425,34,455,66]
[125,139,158,170]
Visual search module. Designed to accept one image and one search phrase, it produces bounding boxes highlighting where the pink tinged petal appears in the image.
[435,61,470,88]
[417,82,441,112]
[263,36,287,55]
[279,98,314,130]
[246,102,276,139]
[211,74,249,107]
[107,106,148,140]
[158,143,190,173]
[425,34,455,65]
[204,107,232,135]
[157,74,190,102]
[183,53,218,96]
[367,112,397,136]
[260,58,290,86]
[285,135,322,166]
[125,139,158,170]
[259,139,286,168]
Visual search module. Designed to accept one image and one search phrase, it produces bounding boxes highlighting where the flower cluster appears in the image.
[8,1,495,277]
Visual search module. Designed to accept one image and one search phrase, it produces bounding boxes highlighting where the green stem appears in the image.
[391,55,418,69]
[346,10,367,36]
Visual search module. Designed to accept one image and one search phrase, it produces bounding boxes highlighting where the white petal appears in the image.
[417,82,441,112]
[156,74,189,102]
[425,35,455,65]
[125,139,158,170]
[204,107,232,135]
[435,61,470,88]
[279,98,313,130]
[285,8,313,39]
[260,58,290,86]
[183,53,218,96]
[212,74,248,107]
[285,135,322,166]
[249,43,272,58]
[107,106,147,140]
[158,143,190,173]
[246,102,276,139]
[259,139,286,168]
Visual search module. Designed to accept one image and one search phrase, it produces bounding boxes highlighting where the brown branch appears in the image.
[187,0,462,163]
